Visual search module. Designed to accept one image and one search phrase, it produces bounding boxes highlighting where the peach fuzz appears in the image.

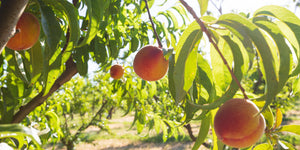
[6,12,40,51]
[133,45,168,81]
[110,64,124,80]
[214,98,266,148]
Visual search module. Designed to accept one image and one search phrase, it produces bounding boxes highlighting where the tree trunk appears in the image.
[0,0,29,53]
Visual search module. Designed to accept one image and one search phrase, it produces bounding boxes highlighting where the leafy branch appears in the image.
[12,57,78,123]
[179,0,248,99]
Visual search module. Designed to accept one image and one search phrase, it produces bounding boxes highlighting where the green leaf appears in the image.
[42,45,62,96]
[157,12,172,29]
[186,35,244,110]
[173,21,203,104]
[261,106,274,129]
[168,53,176,100]
[154,116,161,134]
[78,0,105,47]
[5,49,29,85]
[210,37,232,92]
[0,124,42,148]
[0,88,17,123]
[171,5,189,27]
[277,140,291,150]
[253,143,273,150]
[278,125,300,135]
[136,119,144,134]
[279,140,296,150]
[198,0,208,16]
[166,10,178,29]
[0,54,4,77]
[90,36,108,64]
[217,13,279,112]
[197,54,216,102]
[274,108,283,129]
[253,5,300,77]
[292,77,300,94]
[45,111,62,138]
[43,0,80,49]
[253,17,291,95]
[30,42,43,85]
[108,39,119,59]
[130,35,139,53]
[39,0,62,51]
[73,45,89,76]
[192,113,211,150]
[161,120,168,142]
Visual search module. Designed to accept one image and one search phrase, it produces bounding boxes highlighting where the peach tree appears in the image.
[0,0,300,149]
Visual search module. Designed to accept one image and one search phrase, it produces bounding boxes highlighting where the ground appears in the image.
[45,102,300,150]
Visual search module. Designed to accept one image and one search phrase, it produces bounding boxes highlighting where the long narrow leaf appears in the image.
[0,124,41,148]
[187,35,244,110]
[43,0,80,50]
[78,0,106,47]
[254,5,300,77]
[192,113,211,150]
[39,0,62,51]
[278,125,300,135]
[173,21,203,104]
[253,17,291,94]
[217,14,278,112]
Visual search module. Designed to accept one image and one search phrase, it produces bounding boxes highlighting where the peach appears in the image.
[133,45,168,81]
[6,12,40,51]
[214,98,266,148]
[110,64,124,80]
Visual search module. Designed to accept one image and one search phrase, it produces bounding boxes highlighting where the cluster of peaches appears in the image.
[9,12,266,149]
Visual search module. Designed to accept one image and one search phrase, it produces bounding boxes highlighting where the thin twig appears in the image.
[210,0,222,15]
[179,0,248,99]
[144,0,162,48]
[73,100,108,140]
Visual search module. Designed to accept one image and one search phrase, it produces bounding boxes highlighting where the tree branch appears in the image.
[184,124,212,148]
[179,0,248,99]
[144,0,162,48]
[73,100,108,140]
[0,0,29,53]
[184,124,196,141]
[12,57,78,123]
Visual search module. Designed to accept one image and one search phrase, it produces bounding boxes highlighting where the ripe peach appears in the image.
[6,12,40,51]
[110,64,124,80]
[214,98,266,148]
[133,45,168,81]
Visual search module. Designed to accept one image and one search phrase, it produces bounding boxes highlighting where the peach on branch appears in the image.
[214,98,266,148]
[133,45,168,81]
[6,12,40,51]
[110,64,124,80]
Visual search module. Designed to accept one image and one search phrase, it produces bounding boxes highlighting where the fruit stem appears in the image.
[179,0,248,99]
[144,0,163,48]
